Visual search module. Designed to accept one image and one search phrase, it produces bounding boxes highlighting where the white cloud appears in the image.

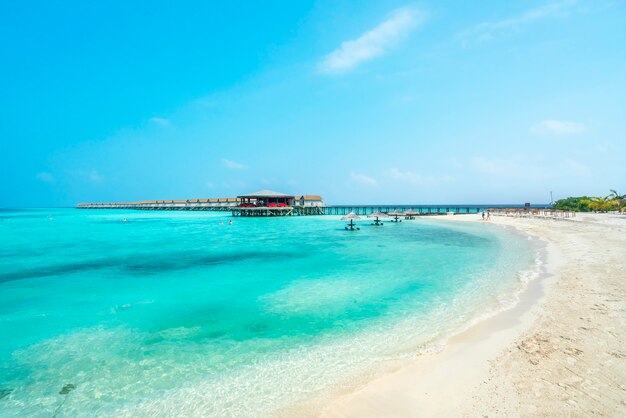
[449,157,463,169]
[92,171,103,182]
[460,0,577,44]
[74,169,103,183]
[221,159,246,170]
[350,171,378,187]
[531,119,585,135]
[471,156,516,175]
[319,7,424,73]
[469,155,550,180]
[68,169,103,183]
[149,117,171,126]
[387,167,447,186]
[36,172,55,183]
[470,155,592,179]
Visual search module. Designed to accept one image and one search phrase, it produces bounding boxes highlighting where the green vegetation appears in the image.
[553,190,625,213]
[553,196,593,212]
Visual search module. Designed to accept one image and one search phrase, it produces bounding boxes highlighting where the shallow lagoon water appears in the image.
[0,208,538,416]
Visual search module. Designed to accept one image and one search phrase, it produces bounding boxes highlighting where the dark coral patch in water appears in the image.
[0,388,13,399]
[0,251,303,283]
[59,384,76,395]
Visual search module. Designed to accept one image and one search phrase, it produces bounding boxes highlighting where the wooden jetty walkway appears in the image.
[77,201,550,217]
[325,205,490,216]
[77,189,549,216]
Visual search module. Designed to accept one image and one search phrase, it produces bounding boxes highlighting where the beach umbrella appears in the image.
[386,210,404,222]
[341,212,361,230]
[367,211,387,225]
[367,211,388,219]
[404,209,419,219]
[341,212,361,221]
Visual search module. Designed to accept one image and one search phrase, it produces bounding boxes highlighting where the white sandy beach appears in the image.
[290,212,626,417]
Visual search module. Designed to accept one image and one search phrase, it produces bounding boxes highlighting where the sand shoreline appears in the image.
[287,213,625,417]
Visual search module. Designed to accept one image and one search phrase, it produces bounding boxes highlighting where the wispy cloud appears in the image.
[470,154,590,181]
[531,119,585,135]
[221,159,246,170]
[387,167,452,186]
[319,7,424,74]
[73,169,104,183]
[260,177,275,185]
[36,172,55,183]
[350,170,378,187]
[389,167,434,184]
[449,157,463,170]
[469,155,550,181]
[460,0,577,44]
[149,117,171,126]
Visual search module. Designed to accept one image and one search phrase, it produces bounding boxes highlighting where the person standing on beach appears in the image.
[481,211,485,220]
[487,210,491,221]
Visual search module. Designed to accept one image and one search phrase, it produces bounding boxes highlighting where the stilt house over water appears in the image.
[294,195,324,207]
[77,189,326,215]
[237,190,295,207]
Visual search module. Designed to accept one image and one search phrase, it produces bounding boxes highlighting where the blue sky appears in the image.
[1,0,625,206]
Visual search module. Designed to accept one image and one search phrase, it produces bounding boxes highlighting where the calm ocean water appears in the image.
[0,208,539,417]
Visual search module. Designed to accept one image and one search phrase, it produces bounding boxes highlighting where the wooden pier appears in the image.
[324,205,485,216]
[77,190,549,217]
[77,201,549,216]
[321,205,552,215]
[232,207,293,217]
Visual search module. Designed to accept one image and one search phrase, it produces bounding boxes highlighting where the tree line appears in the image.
[553,190,625,212]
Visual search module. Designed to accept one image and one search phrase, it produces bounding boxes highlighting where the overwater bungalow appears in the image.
[231,190,295,216]
[77,189,325,215]
[135,200,153,209]
[185,198,210,210]
[294,195,324,207]
[237,190,295,207]
[196,199,211,208]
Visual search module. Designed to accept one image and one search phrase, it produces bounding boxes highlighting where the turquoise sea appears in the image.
[0,208,540,417]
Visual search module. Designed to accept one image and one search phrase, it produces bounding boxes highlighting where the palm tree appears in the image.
[609,190,625,212]
[582,195,619,213]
